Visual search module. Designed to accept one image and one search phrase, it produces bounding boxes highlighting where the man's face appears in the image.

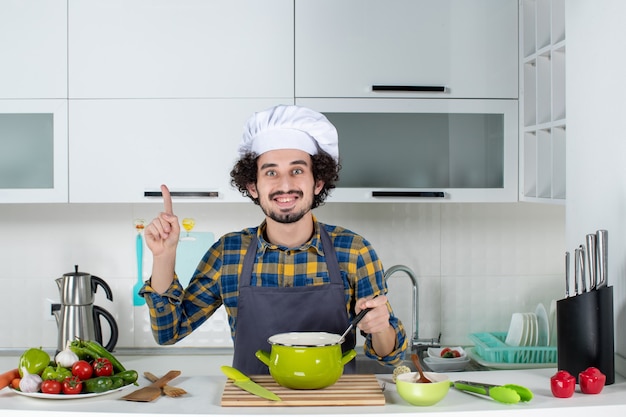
[247,149,324,224]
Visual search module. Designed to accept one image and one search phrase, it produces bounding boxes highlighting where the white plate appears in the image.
[527,312,539,346]
[424,356,470,372]
[505,313,525,346]
[9,384,132,400]
[427,346,467,361]
[549,299,557,346]
[535,303,550,346]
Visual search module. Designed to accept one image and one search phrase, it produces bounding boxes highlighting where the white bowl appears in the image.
[424,356,470,372]
[427,347,467,362]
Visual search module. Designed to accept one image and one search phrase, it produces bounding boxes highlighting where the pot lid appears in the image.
[268,332,341,347]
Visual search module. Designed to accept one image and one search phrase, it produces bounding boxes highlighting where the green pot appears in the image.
[255,332,357,390]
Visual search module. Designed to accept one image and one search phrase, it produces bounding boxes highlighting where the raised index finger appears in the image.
[161,184,173,214]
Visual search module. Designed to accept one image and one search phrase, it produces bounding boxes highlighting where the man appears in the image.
[141,105,407,374]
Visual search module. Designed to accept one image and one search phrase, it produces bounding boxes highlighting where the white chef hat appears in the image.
[239,105,339,162]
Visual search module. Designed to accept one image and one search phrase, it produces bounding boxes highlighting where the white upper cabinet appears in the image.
[0,100,68,203]
[0,0,67,98]
[68,0,294,99]
[295,0,518,99]
[69,99,286,203]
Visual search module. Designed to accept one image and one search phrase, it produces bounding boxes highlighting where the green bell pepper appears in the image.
[18,348,51,377]
[41,364,73,382]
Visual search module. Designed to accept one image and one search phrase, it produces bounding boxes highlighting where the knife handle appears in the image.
[585,234,597,290]
[221,365,250,382]
[596,229,608,288]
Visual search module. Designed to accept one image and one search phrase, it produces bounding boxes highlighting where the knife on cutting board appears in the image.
[221,366,281,401]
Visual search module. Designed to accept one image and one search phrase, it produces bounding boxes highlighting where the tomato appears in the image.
[550,370,576,398]
[71,360,93,380]
[579,367,606,395]
[93,358,113,377]
[41,379,62,395]
[62,376,83,395]
[440,347,452,357]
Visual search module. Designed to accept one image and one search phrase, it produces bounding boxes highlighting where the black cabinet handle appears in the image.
[372,191,445,198]
[144,191,219,198]
[372,85,446,92]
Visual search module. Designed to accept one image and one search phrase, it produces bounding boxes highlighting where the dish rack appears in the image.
[469,332,557,364]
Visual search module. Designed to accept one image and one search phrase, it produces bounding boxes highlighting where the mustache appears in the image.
[269,190,303,200]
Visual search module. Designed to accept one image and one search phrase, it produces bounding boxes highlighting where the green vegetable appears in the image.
[114,370,139,385]
[18,348,51,377]
[69,339,126,374]
[83,376,113,393]
[110,376,125,390]
[41,365,72,382]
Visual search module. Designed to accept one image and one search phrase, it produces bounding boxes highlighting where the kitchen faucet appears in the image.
[384,264,440,353]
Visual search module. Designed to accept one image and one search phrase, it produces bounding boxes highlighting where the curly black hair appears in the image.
[230,151,341,209]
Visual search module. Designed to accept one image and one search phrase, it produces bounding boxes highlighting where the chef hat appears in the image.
[239,105,339,162]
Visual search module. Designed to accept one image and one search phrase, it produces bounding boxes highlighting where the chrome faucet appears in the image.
[384,264,440,350]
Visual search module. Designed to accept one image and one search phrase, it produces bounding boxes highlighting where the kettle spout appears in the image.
[55,277,63,292]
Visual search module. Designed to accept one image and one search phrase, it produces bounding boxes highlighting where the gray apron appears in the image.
[232,227,356,375]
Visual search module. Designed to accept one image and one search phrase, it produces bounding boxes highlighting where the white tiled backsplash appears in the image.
[0,202,564,350]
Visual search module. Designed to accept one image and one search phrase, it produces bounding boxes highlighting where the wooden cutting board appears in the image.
[221,374,385,407]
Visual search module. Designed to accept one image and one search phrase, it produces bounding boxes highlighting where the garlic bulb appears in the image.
[19,372,42,393]
[55,341,79,368]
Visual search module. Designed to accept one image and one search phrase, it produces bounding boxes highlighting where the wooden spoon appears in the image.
[411,353,432,383]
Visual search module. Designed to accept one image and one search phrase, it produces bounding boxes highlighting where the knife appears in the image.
[221,366,281,401]
[596,229,608,288]
[578,245,587,293]
[565,251,570,297]
[574,247,582,295]
[585,234,597,290]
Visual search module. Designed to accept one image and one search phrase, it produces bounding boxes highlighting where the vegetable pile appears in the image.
[4,339,138,396]
[440,347,462,358]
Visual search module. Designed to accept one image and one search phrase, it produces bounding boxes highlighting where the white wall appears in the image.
[566,1,626,375]
[0,201,564,351]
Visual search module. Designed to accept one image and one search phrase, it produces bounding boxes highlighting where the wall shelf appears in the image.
[520,0,566,203]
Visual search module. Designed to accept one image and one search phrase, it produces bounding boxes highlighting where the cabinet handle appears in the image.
[372,191,445,198]
[372,85,446,92]
[144,191,219,198]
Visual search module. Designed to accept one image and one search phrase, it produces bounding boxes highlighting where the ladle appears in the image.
[338,295,378,343]
[411,353,432,383]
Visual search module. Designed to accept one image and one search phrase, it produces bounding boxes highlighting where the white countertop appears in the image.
[1,352,625,417]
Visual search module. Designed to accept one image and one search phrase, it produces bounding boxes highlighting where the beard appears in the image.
[260,190,312,224]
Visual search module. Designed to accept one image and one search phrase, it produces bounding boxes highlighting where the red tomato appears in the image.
[62,376,83,395]
[440,347,452,357]
[93,358,113,377]
[41,379,62,395]
[71,360,93,380]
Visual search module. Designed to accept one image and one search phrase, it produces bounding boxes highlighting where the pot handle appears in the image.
[341,349,357,365]
[255,350,271,367]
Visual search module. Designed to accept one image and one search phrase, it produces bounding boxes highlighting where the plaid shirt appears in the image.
[141,216,407,364]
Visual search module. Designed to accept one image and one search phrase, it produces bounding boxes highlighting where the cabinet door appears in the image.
[69,0,293,99]
[0,100,68,202]
[0,0,67,98]
[295,0,518,99]
[69,99,290,203]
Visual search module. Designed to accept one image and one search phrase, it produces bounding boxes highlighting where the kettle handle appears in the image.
[93,305,119,352]
[91,276,114,301]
